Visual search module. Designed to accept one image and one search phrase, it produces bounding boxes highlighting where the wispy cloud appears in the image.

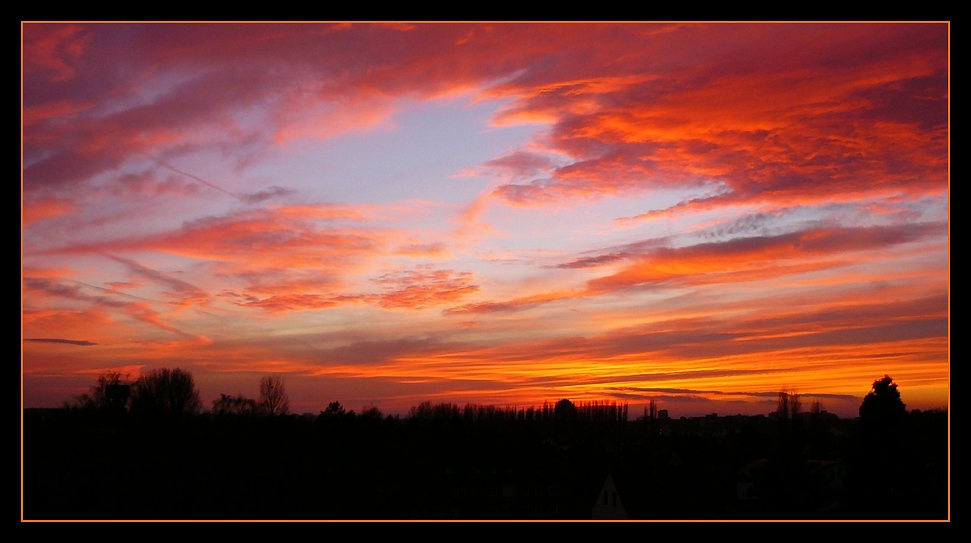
[100,253,211,308]
[24,338,98,346]
[370,267,479,310]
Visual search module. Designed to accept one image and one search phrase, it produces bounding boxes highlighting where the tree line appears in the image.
[68,368,638,423]
[66,368,926,430]
[68,368,290,418]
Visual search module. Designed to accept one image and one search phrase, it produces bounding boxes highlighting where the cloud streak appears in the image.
[24,338,98,346]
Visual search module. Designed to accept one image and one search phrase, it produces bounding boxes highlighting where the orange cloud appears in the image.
[22,198,76,227]
[228,266,480,313]
[23,307,114,345]
[586,222,946,294]
[394,242,449,258]
[118,207,386,270]
[23,275,201,342]
[272,97,398,145]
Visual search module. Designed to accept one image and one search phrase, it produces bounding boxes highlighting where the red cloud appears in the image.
[23,24,91,82]
[587,222,946,294]
[480,24,947,211]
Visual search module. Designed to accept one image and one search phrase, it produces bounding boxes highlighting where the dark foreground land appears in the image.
[22,404,948,520]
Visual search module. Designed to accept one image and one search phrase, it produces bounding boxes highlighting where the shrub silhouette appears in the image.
[212,393,259,417]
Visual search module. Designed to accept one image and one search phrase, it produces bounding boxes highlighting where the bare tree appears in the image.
[776,389,801,422]
[259,374,290,416]
[130,368,201,416]
[645,399,658,436]
[776,388,802,446]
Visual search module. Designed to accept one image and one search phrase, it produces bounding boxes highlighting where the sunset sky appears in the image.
[22,22,949,418]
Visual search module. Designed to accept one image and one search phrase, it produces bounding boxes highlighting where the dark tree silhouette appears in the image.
[859,375,906,432]
[360,405,383,420]
[321,400,346,417]
[645,399,658,437]
[647,399,658,420]
[258,374,290,416]
[554,398,577,421]
[129,368,201,416]
[846,375,910,518]
[776,389,801,425]
[70,372,128,410]
[770,390,806,504]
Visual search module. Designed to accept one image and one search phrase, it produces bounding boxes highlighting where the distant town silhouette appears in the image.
[22,371,948,520]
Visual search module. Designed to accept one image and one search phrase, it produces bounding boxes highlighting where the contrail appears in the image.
[75,280,157,302]
[138,152,242,201]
